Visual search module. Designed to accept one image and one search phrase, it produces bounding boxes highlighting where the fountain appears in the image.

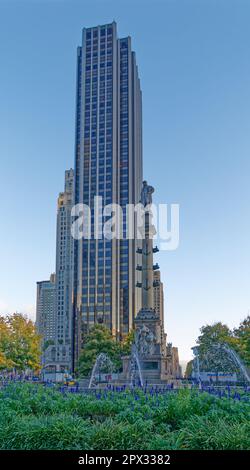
[216,344,250,383]
[88,353,114,389]
[192,346,202,386]
[192,343,250,383]
[129,345,143,387]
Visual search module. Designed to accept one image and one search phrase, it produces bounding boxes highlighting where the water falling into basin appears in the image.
[192,343,250,383]
[220,344,250,383]
[88,353,114,389]
[130,345,143,387]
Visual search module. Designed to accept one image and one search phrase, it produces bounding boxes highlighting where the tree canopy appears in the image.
[77,324,134,377]
[184,360,193,378]
[0,313,41,371]
[233,316,250,366]
[197,316,250,370]
[185,316,250,377]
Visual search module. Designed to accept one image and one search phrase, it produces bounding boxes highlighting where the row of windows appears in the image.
[84,158,112,167]
[86,51,112,60]
[85,62,113,72]
[85,73,113,82]
[86,27,113,39]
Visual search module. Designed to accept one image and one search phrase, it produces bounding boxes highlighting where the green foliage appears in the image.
[176,415,250,450]
[43,340,55,351]
[120,329,135,356]
[196,317,250,372]
[185,360,193,378]
[197,322,233,354]
[0,314,41,371]
[0,383,249,450]
[233,316,250,367]
[77,324,122,377]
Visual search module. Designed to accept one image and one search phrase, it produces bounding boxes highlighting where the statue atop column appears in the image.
[136,181,157,310]
[140,180,155,207]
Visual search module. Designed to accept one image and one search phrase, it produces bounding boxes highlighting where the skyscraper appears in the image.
[153,270,164,326]
[153,269,167,357]
[36,169,74,376]
[54,169,74,372]
[36,273,56,367]
[73,22,143,364]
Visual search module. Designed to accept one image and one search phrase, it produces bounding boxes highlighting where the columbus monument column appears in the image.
[130,181,168,383]
[137,180,159,309]
[121,181,180,384]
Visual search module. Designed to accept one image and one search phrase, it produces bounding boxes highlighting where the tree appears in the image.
[43,339,55,351]
[0,313,41,371]
[185,360,193,378]
[233,316,250,366]
[196,322,236,372]
[195,318,250,375]
[0,317,15,369]
[120,329,135,356]
[0,350,14,369]
[77,324,122,377]
[197,322,233,353]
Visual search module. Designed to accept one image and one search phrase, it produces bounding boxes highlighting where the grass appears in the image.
[0,383,249,450]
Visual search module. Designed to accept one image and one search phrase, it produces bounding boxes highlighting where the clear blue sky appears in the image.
[0,0,250,361]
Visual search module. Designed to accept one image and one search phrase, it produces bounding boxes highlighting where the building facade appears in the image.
[73,22,143,365]
[36,273,56,367]
[166,343,182,378]
[54,169,74,372]
[153,270,167,356]
[153,270,164,326]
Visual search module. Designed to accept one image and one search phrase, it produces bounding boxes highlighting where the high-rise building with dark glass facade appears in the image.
[73,22,143,365]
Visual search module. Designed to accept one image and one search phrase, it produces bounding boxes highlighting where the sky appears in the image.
[0,0,250,362]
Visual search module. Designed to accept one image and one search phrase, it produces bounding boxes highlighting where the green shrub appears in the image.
[0,384,249,450]
[0,414,92,450]
[176,414,250,450]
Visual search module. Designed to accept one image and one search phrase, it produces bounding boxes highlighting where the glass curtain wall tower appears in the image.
[73,22,142,366]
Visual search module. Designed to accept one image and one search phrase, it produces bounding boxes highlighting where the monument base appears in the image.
[120,307,178,384]
[121,354,170,383]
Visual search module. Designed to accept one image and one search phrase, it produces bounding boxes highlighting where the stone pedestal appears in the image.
[122,307,169,383]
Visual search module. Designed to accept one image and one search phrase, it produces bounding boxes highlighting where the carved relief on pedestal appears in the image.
[155,324,162,343]
[135,324,156,357]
